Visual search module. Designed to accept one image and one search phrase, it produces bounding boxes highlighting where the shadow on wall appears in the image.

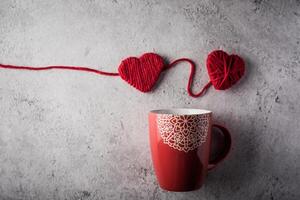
[205,115,261,198]
[203,114,297,200]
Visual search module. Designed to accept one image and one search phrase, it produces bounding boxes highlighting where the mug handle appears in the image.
[208,124,232,171]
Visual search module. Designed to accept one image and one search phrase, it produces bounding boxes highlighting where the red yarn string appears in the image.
[166,58,212,97]
[0,59,212,97]
[0,64,119,76]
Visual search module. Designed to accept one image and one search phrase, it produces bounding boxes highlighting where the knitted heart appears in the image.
[206,50,245,90]
[118,53,164,92]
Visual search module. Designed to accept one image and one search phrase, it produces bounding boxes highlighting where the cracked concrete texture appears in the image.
[0,0,299,199]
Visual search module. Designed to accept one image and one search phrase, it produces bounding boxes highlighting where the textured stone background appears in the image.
[0,0,299,199]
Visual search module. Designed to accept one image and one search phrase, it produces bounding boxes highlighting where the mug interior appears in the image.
[150,108,212,115]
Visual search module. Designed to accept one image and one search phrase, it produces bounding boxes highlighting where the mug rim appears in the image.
[149,108,212,116]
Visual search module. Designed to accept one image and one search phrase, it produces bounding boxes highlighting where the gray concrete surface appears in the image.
[0,0,299,199]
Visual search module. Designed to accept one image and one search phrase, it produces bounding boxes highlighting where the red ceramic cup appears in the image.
[149,108,231,192]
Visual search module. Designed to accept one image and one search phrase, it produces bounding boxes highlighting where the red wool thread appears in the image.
[0,64,119,76]
[166,58,212,98]
[0,50,245,98]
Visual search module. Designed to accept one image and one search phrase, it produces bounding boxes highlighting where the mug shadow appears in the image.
[204,116,261,196]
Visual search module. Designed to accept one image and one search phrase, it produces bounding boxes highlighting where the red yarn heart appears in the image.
[206,50,245,90]
[118,53,164,92]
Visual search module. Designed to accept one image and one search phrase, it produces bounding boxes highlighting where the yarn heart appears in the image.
[206,50,245,90]
[118,53,164,92]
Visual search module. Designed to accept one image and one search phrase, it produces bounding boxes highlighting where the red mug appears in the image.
[148,108,231,191]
